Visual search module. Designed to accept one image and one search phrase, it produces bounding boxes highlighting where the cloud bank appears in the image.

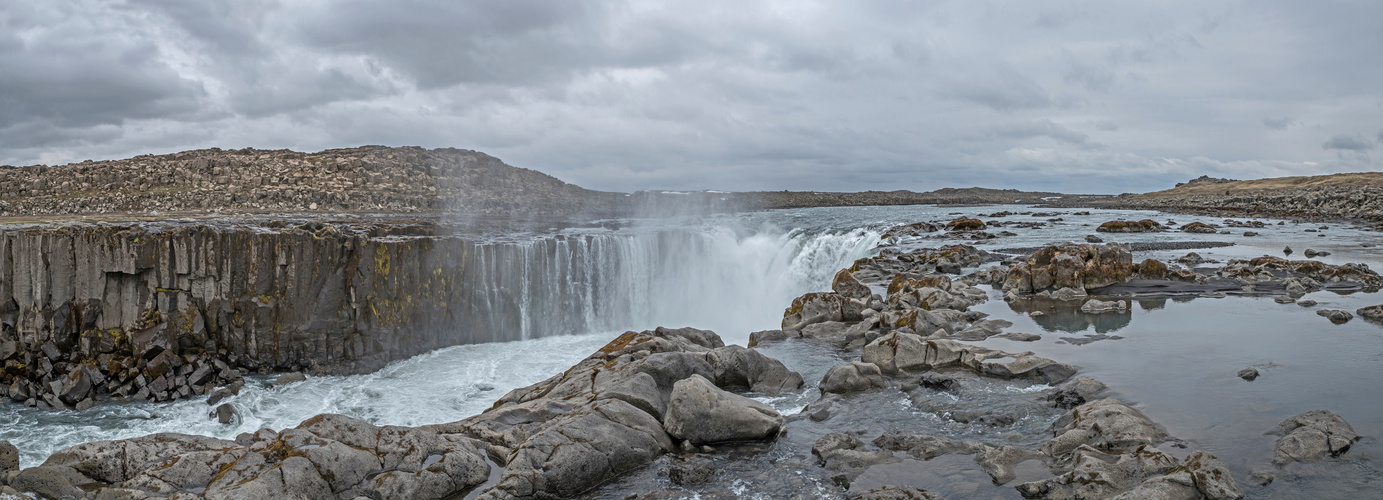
[1,0,1380,193]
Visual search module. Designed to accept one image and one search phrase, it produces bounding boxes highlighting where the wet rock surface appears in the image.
[1270,410,1359,465]
[22,415,490,500]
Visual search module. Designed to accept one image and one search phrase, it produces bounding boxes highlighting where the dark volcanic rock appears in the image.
[1237,367,1260,381]
[1317,309,1354,324]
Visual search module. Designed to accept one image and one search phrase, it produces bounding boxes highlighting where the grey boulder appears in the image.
[705,345,804,395]
[0,440,17,474]
[819,362,887,394]
[663,375,782,445]
[1271,409,1359,465]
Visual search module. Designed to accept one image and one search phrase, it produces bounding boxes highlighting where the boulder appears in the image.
[215,403,236,424]
[833,269,873,299]
[1004,243,1134,293]
[273,372,307,386]
[1046,377,1107,409]
[663,375,782,445]
[881,221,942,239]
[705,345,805,395]
[1096,220,1164,233]
[1356,304,1383,321]
[782,292,848,331]
[819,362,887,394]
[1181,222,1218,233]
[747,329,796,347]
[945,217,986,231]
[1237,368,1259,381]
[1085,235,1103,243]
[812,433,863,460]
[1177,451,1244,500]
[11,466,86,500]
[1271,410,1359,465]
[0,441,16,475]
[863,333,1075,384]
[667,457,714,486]
[1044,399,1167,457]
[1316,309,1353,324]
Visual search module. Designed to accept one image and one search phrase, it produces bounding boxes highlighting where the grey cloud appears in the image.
[2,0,1381,195]
[0,3,207,141]
[1062,56,1115,92]
[289,1,610,89]
[984,119,1105,151]
[1321,134,1374,151]
[939,67,1052,112]
[1263,116,1296,130]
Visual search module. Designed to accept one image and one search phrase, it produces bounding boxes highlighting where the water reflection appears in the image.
[1006,298,1132,333]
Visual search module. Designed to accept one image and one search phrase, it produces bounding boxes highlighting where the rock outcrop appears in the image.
[1002,243,1134,294]
[23,415,490,500]
[861,333,1075,384]
[421,327,799,499]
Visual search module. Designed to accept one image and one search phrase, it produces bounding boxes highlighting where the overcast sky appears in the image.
[1,1,1380,193]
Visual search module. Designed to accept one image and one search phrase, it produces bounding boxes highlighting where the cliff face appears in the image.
[0,220,518,409]
[0,146,619,218]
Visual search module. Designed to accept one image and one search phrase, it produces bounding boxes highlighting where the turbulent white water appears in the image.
[466,220,881,344]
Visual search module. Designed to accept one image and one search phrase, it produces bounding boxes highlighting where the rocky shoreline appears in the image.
[1,213,1376,498]
[1051,174,1383,227]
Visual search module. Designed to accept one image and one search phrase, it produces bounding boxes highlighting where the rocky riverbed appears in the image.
[1,204,1381,499]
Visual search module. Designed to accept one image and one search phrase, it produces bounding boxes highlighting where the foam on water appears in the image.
[1,333,609,467]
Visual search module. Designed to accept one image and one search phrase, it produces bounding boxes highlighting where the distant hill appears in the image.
[0,146,1087,221]
[1092,172,1383,220]
[0,146,624,219]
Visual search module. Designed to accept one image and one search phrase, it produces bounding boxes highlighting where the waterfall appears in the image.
[462,223,880,344]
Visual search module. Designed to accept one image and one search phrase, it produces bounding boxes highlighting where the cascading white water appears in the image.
[1,217,881,467]
[465,222,881,344]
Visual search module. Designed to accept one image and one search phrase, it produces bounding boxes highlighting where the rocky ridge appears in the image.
[0,146,617,218]
[1064,173,1383,222]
